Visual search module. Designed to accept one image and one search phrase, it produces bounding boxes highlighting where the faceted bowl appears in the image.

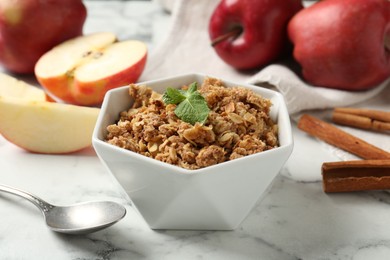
[92,73,293,230]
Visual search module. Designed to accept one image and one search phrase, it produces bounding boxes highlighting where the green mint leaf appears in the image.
[162,82,210,125]
[162,87,186,104]
[175,92,210,125]
[187,82,197,95]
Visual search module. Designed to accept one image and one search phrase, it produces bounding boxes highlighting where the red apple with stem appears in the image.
[0,0,87,74]
[208,0,303,70]
[288,0,390,91]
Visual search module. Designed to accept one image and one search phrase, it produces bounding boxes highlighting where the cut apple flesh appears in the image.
[0,72,46,101]
[0,96,100,154]
[35,32,118,78]
[75,41,147,82]
[35,32,148,106]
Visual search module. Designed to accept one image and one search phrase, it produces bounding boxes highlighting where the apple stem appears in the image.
[211,27,243,47]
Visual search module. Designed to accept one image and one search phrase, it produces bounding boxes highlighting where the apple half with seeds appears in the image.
[35,32,147,106]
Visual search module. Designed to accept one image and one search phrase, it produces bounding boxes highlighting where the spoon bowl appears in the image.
[0,184,126,234]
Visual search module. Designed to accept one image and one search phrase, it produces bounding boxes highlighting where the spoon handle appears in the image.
[0,184,53,212]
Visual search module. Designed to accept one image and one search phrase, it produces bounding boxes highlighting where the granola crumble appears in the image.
[105,77,278,170]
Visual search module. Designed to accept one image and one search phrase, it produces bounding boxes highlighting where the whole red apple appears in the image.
[288,0,390,91]
[0,0,87,74]
[208,0,303,70]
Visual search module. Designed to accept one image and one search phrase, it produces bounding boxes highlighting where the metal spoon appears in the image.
[0,184,126,235]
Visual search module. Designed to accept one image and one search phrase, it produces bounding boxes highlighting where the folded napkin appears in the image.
[145,0,389,181]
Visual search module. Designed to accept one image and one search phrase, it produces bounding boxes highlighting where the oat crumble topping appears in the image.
[105,77,279,170]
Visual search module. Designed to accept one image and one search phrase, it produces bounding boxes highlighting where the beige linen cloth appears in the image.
[145,0,389,180]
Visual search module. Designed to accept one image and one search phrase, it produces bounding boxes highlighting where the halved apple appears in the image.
[35,32,147,106]
[0,72,46,101]
[0,96,100,153]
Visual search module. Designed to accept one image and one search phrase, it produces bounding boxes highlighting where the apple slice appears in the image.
[0,72,46,101]
[35,32,148,106]
[0,96,100,154]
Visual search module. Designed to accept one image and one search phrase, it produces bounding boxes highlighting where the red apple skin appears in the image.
[208,0,303,70]
[288,0,390,91]
[0,0,87,74]
[37,74,79,104]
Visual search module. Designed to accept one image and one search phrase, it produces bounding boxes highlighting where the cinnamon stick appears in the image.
[332,108,390,132]
[322,160,390,192]
[334,107,390,123]
[298,114,390,159]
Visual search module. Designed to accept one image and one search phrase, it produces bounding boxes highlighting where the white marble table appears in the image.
[1,1,390,259]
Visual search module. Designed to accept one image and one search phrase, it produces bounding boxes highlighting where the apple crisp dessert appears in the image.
[105,77,278,170]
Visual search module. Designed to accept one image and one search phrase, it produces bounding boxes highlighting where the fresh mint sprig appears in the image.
[162,82,210,125]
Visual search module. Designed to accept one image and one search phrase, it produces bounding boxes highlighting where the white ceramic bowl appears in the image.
[92,73,293,230]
